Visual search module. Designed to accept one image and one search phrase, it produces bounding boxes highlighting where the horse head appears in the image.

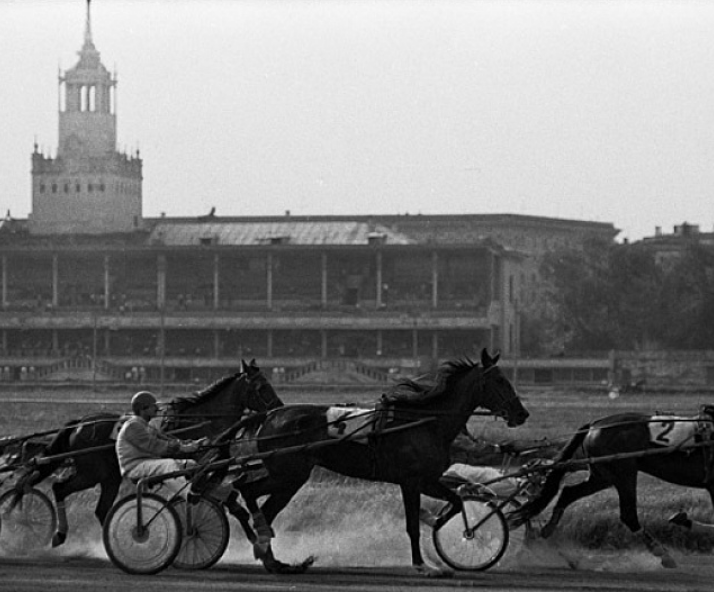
[239,358,284,413]
[479,348,529,427]
[161,362,280,436]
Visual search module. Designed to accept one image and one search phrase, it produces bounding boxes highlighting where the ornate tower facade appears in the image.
[29,0,143,235]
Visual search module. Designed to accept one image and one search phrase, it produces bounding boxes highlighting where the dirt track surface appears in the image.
[1,554,714,592]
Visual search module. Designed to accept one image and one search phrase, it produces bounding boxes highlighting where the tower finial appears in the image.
[84,0,95,49]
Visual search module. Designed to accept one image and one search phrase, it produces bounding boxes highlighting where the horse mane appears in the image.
[391,356,479,403]
[170,371,242,412]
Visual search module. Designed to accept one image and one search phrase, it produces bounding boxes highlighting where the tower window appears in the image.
[64,183,69,193]
[80,85,97,112]
[88,183,93,193]
[51,184,57,193]
[76,183,81,193]
[99,183,105,192]
[88,86,96,112]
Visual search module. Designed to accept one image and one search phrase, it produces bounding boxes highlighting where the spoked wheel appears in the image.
[171,496,229,570]
[103,493,182,575]
[0,488,57,554]
[432,495,509,571]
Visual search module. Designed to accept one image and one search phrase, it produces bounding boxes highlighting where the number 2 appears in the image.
[655,421,674,444]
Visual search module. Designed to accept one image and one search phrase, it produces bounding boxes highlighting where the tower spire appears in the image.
[83,0,95,50]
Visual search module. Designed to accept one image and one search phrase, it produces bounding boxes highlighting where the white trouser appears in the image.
[127,458,197,499]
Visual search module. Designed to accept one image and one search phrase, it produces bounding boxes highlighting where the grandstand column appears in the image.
[321,252,327,307]
[266,252,273,310]
[267,330,273,357]
[432,332,438,359]
[103,255,110,310]
[213,253,219,310]
[321,329,327,358]
[431,251,438,308]
[1,255,6,308]
[375,251,383,308]
[157,254,166,309]
[213,329,220,357]
[489,251,500,352]
[52,254,59,308]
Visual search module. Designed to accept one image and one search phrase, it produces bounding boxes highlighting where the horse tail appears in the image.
[510,422,590,525]
[12,420,79,501]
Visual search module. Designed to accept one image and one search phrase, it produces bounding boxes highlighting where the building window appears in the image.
[88,86,96,112]
[88,183,93,193]
[76,183,81,193]
[52,184,57,193]
[99,183,105,192]
[40,184,45,193]
[64,183,69,193]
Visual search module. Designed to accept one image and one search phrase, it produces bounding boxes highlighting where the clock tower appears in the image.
[29,0,143,235]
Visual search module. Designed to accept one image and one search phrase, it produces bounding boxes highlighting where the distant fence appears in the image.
[0,350,713,391]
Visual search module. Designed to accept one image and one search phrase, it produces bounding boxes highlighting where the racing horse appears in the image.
[11,360,274,548]
[509,408,714,568]
[233,348,529,576]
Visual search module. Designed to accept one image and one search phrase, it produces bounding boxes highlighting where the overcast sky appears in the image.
[2,0,714,241]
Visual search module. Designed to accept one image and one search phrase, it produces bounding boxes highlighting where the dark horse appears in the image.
[509,408,714,568]
[12,361,274,548]
[233,349,529,575]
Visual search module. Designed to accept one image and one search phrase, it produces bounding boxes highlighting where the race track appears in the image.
[1,554,714,592]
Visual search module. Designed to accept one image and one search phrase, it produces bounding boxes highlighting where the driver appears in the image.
[116,390,274,550]
[116,390,207,498]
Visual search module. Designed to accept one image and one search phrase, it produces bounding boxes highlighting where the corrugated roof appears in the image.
[149,220,415,247]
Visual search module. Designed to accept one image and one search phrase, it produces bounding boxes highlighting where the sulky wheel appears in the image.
[103,492,182,575]
[170,496,230,570]
[0,487,57,554]
[432,495,509,571]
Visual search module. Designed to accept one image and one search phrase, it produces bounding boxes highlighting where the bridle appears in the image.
[245,371,282,413]
[478,363,518,424]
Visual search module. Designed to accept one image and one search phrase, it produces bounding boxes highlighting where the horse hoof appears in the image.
[52,532,66,547]
[661,555,677,569]
[414,564,453,578]
[263,556,314,574]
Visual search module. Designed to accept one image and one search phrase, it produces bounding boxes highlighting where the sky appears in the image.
[2,0,714,242]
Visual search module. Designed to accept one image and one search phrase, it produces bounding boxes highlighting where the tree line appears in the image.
[522,237,714,355]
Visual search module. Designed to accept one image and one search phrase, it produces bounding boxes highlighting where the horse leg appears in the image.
[237,475,314,574]
[400,482,425,568]
[539,473,611,539]
[52,471,96,547]
[419,479,463,524]
[610,471,676,569]
[400,481,451,577]
[94,474,121,526]
[225,497,258,545]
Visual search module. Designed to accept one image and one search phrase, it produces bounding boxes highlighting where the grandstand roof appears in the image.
[149,220,415,246]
